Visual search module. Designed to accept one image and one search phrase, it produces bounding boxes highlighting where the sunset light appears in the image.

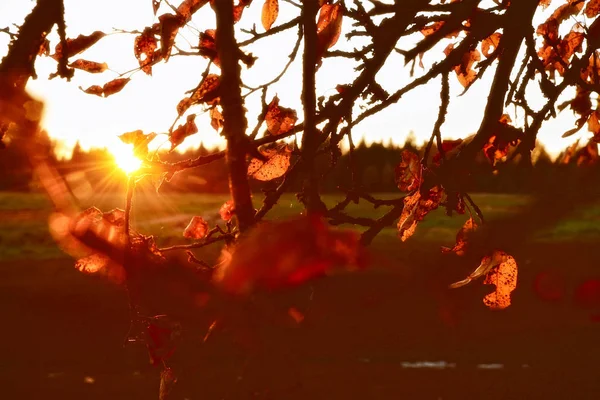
[110,142,142,174]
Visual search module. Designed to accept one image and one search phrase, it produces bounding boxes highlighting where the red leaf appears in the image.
[316,2,343,60]
[210,107,224,131]
[397,186,443,241]
[265,96,297,135]
[394,150,421,192]
[68,59,108,73]
[177,0,209,22]
[585,0,600,18]
[158,13,185,62]
[198,29,219,67]
[177,74,220,115]
[134,28,160,75]
[212,215,365,295]
[261,0,279,31]
[52,31,106,60]
[441,217,477,255]
[219,200,235,221]
[169,114,198,150]
[80,84,103,97]
[247,142,292,181]
[102,77,131,97]
[183,216,208,239]
[153,0,162,14]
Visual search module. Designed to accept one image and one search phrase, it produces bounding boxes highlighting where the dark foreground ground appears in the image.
[1,193,600,399]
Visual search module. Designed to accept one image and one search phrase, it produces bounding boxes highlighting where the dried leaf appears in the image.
[587,109,600,139]
[316,2,343,59]
[169,114,198,150]
[397,187,443,241]
[52,31,106,60]
[482,115,522,164]
[159,13,185,62]
[212,215,364,295]
[68,59,108,73]
[394,150,421,192]
[177,0,208,22]
[183,216,209,239]
[219,200,235,221]
[247,142,292,181]
[261,0,279,31]
[481,32,501,58]
[102,77,131,97]
[441,217,477,255]
[482,253,517,310]
[80,85,103,97]
[447,46,480,88]
[153,0,162,14]
[420,21,445,37]
[118,130,157,158]
[134,28,159,75]
[198,29,219,67]
[539,0,551,9]
[177,74,220,115]
[265,96,297,135]
[210,107,224,131]
[585,0,600,18]
[159,368,177,400]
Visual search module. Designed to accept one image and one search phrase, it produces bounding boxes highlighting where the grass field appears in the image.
[2,191,600,399]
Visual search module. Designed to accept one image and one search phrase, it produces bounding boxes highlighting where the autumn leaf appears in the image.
[210,107,224,131]
[68,59,108,73]
[585,0,600,18]
[432,139,463,165]
[52,31,106,60]
[397,186,443,241]
[441,217,477,255]
[177,0,209,22]
[134,28,159,75]
[118,130,157,158]
[576,139,599,166]
[394,150,421,192]
[261,0,279,31]
[481,32,501,58]
[483,253,518,310]
[265,96,297,135]
[38,39,50,56]
[80,77,130,99]
[587,109,600,140]
[445,44,480,88]
[483,114,522,164]
[169,114,198,150]
[183,216,208,239]
[219,200,235,221]
[198,29,219,67]
[159,368,177,400]
[449,250,518,310]
[539,0,551,9]
[420,21,445,37]
[212,215,365,295]
[153,0,162,14]
[316,1,343,60]
[177,74,220,115]
[159,13,185,62]
[247,142,292,181]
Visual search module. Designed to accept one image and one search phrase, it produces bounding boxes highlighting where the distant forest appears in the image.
[2,131,598,194]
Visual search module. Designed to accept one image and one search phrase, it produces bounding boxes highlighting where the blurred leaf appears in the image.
[441,217,477,255]
[183,216,209,239]
[394,150,421,192]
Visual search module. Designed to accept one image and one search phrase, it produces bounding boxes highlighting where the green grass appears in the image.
[1,191,599,261]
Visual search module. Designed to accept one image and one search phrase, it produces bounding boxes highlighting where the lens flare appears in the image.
[110,143,142,174]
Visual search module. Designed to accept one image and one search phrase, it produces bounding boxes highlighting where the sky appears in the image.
[0,0,591,160]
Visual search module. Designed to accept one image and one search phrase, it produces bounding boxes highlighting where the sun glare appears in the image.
[110,143,142,174]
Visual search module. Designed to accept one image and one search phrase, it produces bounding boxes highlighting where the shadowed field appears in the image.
[1,192,600,399]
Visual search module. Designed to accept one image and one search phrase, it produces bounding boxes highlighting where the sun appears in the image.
[110,142,142,174]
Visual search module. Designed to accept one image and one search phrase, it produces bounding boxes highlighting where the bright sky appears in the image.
[0,0,590,160]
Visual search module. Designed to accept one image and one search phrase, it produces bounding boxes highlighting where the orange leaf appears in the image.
[420,21,445,37]
[261,0,279,31]
[183,216,209,239]
[397,187,443,241]
[247,142,292,181]
[52,31,106,60]
[177,74,220,115]
[80,84,103,97]
[118,130,157,158]
[316,2,343,60]
[455,48,480,88]
[265,96,297,135]
[169,114,198,150]
[394,150,421,192]
[586,0,600,17]
[210,107,224,131]
[177,0,209,22]
[441,217,477,255]
[483,253,518,310]
[68,59,108,73]
[153,0,162,14]
[587,110,600,136]
[212,215,364,295]
[481,32,501,58]
[198,29,219,67]
[102,77,131,97]
[158,13,185,62]
[134,28,159,75]
[219,200,235,221]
